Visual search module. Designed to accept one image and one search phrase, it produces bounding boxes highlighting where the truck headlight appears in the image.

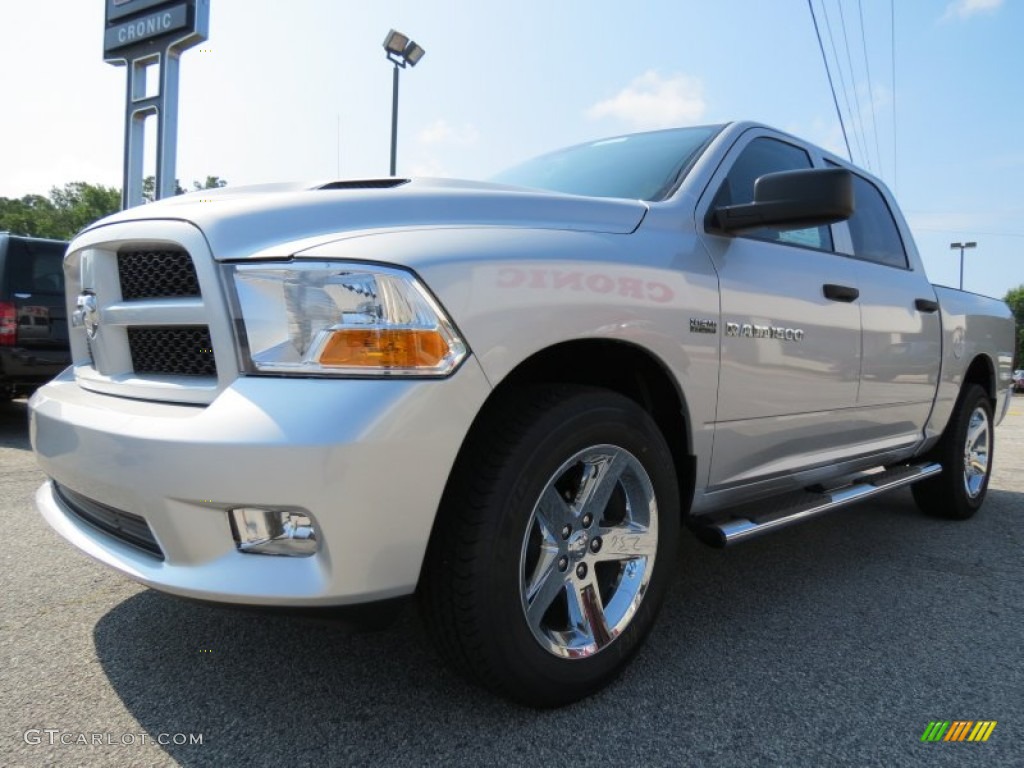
[228,262,468,376]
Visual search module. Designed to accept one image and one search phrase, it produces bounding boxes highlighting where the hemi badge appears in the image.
[689,318,717,334]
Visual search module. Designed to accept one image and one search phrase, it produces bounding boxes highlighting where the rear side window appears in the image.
[827,163,908,268]
[712,137,833,251]
[6,239,66,294]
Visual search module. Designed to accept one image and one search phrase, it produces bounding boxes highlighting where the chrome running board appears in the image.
[692,462,943,548]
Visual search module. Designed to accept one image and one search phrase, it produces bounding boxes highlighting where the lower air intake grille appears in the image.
[128,326,217,377]
[55,483,164,559]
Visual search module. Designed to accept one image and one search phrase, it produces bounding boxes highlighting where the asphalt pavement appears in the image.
[2,394,1022,767]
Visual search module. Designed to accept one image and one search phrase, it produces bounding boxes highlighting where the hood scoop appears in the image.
[318,179,410,191]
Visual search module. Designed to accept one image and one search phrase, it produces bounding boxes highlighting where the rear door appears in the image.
[829,166,941,447]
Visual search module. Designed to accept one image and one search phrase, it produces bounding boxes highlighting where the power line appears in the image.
[912,227,1024,239]
[891,0,897,193]
[837,0,871,172]
[857,0,883,176]
[821,1,866,165]
[807,0,852,161]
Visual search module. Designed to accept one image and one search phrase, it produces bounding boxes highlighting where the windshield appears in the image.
[491,125,723,202]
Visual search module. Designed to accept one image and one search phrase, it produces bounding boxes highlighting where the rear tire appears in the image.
[911,384,993,520]
[419,385,680,707]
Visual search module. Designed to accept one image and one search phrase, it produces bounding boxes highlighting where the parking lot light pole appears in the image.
[950,240,974,290]
[383,29,425,176]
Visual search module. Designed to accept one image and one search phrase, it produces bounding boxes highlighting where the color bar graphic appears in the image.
[920,720,996,742]
[968,721,998,742]
[921,721,950,742]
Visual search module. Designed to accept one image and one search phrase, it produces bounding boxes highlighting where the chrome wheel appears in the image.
[912,384,993,521]
[421,386,680,706]
[519,444,658,659]
[962,406,990,499]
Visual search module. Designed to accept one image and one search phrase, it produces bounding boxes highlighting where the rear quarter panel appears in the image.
[927,286,1015,438]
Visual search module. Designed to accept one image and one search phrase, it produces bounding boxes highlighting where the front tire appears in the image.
[912,384,994,520]
[419,386,680,707]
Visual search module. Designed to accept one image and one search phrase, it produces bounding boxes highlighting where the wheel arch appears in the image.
[494,339,694,509]
[963,353,996,402]
[421,339,696,590]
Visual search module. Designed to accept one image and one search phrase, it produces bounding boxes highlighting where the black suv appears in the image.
[0,233,70,400]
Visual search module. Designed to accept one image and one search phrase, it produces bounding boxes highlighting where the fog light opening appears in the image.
[229,508,318,557]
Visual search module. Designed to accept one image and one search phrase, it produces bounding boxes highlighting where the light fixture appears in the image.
[383,29,426,175]
[383,29,425,68]
[404,42,425,67]
[950,241,977,291]
[230,507,318,557]
[383,29,409,56]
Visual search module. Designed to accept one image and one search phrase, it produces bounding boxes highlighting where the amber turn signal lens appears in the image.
[317,328,450,368]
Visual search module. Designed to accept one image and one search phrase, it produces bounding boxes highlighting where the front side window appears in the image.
[712,137,833,250]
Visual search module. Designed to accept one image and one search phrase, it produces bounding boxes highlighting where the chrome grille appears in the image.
[118,249,201,300]
[128,326,217,376]
[70,225,231,405]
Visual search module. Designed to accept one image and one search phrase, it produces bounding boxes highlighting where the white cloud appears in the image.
[417,119,480,146]
[586,71,706,130]
[903,207,1024,235]
[783,117,848,160]
[409,157,447,177]
[906,210,994,233]
[941,0,1003,21]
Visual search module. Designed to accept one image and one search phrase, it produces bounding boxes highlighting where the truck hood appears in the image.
[88,178,648,260]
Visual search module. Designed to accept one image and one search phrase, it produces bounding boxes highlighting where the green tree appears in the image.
[142,176,186,202]
[1004,284,1024,367]
[0,194,58,238]
[192,175,227,192]
[48,182,122,238]
[142,175,226,202]
[1,177,228,239]
[0,182,118,240]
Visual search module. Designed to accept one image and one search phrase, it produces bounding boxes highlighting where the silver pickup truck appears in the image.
[30,121,1015,707]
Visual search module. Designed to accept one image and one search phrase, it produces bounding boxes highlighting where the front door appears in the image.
[697,132,863,488]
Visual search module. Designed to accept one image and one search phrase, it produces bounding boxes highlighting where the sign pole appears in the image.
[156,51,182,201]
[123,56,157,209]
[104,0,209,209]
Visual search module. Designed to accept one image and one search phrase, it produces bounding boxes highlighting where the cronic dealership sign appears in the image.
[104,5,190,53]
[106,0,181,21]
[104,0,207,58]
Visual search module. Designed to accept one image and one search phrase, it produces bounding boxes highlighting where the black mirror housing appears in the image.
[711,167,853,234]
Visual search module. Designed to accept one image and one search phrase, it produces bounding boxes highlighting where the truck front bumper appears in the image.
[30,362,490,606]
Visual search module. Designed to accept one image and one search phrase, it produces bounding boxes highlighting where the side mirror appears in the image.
[711,167,853,234]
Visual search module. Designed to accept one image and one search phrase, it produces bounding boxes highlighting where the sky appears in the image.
[1,0,1022,300]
